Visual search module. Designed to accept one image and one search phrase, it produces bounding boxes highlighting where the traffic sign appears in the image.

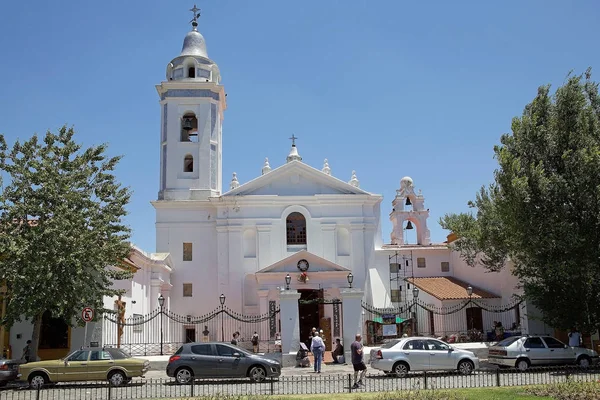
[82,307,94,322]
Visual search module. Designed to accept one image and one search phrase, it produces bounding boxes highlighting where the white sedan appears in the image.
[370,337,480,377]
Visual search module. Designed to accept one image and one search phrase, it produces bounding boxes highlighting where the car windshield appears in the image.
[381,339,402,349]
[495,336,521,347]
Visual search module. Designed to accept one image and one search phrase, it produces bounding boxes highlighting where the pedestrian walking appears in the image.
[310,332,325,373]
[351,334,367,389]
[569,327,582,347]
[231,331,240,346]
[21,340,32,363]
[251,332,259,353]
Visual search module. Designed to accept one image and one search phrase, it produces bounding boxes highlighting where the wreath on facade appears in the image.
[298,272,309,283]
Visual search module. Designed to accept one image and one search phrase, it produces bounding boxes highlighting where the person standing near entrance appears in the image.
[351,334,367,389]
[251,332,259,353]
[569,327,582,347]
[310,332,325,373]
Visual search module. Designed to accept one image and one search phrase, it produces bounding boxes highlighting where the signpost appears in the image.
[82,307,94,347]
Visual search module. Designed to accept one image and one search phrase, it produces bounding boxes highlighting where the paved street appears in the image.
[2,366,599,400]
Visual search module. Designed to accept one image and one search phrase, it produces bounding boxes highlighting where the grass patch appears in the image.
[153,387,550,400]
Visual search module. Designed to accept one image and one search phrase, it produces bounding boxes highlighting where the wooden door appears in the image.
[465,307,483,331]
[320,318,332,351]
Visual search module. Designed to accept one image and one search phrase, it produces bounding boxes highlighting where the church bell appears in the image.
[182,118,194,131]
[405,197,412,206]
[405,221,414,230]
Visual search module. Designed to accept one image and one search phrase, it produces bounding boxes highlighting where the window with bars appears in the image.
[183,283,193,297]
[286,212,307,245]
[417,257,426,268]
[183,243,193,261]
[441,261,450,272]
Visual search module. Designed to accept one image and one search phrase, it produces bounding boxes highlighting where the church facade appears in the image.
[3,9,556,362]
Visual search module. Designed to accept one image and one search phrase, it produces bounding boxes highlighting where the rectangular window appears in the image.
[183,283,193,297]
[183,242,192,261]
[441,262,450,272]
[391,289,401,303]
[389,263,400,273]
[417,257,426,268]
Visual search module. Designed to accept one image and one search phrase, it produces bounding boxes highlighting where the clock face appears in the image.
[297,259,309,272]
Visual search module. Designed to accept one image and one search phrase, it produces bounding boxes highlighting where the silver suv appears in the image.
[488,335,599,370]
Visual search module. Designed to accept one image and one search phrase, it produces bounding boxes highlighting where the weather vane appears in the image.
[189,4,201,29]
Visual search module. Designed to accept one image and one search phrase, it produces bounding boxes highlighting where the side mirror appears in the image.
[564,345,569,349]
[64,360,69,366]
[448,348,454,352]
[233,352,241,358]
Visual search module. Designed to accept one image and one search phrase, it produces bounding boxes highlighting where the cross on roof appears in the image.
[189,4,201,27]
[289,135,298,146]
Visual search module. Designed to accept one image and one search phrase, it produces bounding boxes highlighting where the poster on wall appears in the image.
[383,324,398,337]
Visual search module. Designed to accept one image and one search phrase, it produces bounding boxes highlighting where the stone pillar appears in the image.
[341,288,365,362]
[279,290,301,367]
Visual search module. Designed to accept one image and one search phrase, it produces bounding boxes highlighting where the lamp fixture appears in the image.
[285,273,291,290]
[347,272,354,288]
[158,294,165,308]
[219,293,226,306]
[467,285,473,297]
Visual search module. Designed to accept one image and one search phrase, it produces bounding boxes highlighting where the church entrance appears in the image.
[298,289,322,349]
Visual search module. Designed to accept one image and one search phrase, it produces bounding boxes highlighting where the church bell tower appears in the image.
[156,5,227,201]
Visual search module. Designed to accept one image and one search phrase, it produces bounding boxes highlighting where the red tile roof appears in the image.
[408,277,500,301]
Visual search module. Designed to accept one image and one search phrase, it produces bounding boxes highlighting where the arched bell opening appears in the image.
[180,113,199,142]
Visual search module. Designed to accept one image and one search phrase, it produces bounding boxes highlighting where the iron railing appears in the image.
[1,366,599,399]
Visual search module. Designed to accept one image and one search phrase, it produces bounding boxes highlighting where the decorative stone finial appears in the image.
[322,159,331,175]
[286,135,302,163]
[189,4,201,31]
[262,158,272,175]
[349,170,360,187]
[230,172,240,190]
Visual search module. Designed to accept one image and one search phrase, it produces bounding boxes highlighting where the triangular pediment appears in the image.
[223,161,370,197]
[257,250,351,274]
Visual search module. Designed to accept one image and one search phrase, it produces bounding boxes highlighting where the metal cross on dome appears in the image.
[289,134,298,146]
[189,4,201,26]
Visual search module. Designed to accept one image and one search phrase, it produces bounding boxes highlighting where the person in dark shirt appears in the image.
[332,338,344,363]
[350,334,367,388]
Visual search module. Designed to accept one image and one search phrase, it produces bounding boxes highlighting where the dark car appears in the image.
[166,342,281,384]
[0,358,21,387]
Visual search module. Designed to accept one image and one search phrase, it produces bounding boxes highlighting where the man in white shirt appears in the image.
[568,327,582,347]
[310,332,325,373]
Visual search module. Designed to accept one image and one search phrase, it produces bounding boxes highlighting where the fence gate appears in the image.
[102,306,281,356]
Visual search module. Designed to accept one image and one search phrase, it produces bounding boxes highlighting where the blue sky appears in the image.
[0,0,598,251]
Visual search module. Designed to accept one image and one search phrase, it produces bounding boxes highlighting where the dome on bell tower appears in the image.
[180,30,208,58]
[164,5,221,83]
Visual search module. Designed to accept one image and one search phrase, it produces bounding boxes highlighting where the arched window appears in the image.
[181,113,199,142]
[286,212,307,245]
[183,154,193,172]
[188,67,196,78]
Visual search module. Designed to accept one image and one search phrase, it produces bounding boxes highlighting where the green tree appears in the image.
[0,126,132,358]
[440,69,600,333]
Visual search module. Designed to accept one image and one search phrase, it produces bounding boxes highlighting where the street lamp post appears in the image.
[466,285,473,331]
[219,294,226,342]
[412,286,419,335]
[158,294,165,356]
[347,273,354,288]
[285,274,291,290]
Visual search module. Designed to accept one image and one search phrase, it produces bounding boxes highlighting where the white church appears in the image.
[4,7,558,362]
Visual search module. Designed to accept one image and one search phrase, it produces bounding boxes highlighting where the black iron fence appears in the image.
[1,366,600,399]
[362,299,523,346]
[102,306,281,356]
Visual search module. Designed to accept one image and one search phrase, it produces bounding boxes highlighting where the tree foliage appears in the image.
[440,69,600,332]
[0,126,132,355]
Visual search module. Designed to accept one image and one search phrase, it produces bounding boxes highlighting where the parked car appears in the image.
[18,347,150,389]
[488,335,599,371]
[369,337,480,377]
[0,358,21,387]
[167,342,281,384]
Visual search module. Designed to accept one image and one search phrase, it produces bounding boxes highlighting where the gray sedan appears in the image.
[0,358,20,387]
[166,342,281,384]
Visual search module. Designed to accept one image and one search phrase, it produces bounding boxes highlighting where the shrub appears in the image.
[525,381,600,400]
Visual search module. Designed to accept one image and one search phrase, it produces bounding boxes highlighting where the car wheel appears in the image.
[458,360,474,375]
[516,358,530,371]
[28,373,48,390]
[577,356,591,368]
[249,366,267,383]
[175,367,194,384]
[108,370,126,386]
[392,362,409,378]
